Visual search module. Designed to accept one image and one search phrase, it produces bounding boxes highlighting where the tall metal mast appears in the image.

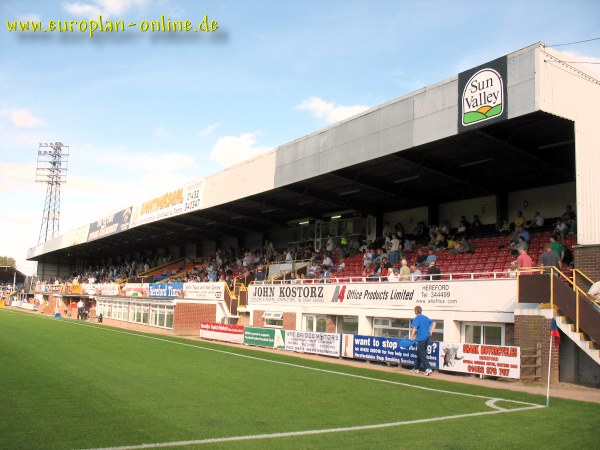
[36,142,69,243]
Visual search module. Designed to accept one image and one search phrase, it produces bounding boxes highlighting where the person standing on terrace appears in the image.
[516,247,533,272]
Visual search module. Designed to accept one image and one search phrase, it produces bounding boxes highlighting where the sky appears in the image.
[1,0,599,275]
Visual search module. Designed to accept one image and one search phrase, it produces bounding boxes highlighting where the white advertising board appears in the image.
[284,330,341,357]
[182,282,225,301]
[248,279,517,312]
[438,342,520,379]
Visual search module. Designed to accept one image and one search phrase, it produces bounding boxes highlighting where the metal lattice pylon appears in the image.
[36,142,69,243]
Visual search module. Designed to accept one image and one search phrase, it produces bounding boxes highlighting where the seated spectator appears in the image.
[255,266,266,282]
[427,261,441,280]
[308,261,319,278]
[514,211,526,230]
[376,261,389,279]
[447,235,457,250]
[434,233,448,251]
[362,264,375,279]
[561,205,576,232]
[410,264,422,281]
[322,254,333,268]
[425,249,437,265]
[517,229,530,243]
[533,212,544,228]
[472,215,482,228]
[403,238,413,252]
[515,236,529,252]
[363,248,373,267]
[387,267,400,282]
[452,237,473,254]
[553,219,569,241]
[399,258,410,281]
[588,280,600,302]
[412,221,428,244]
[428,226,440,246]
[440,220,451,235]
[507,261,518,278]
[321,265,331,282]
[380,247,389,262]
[337,258,346,271]
[416,249,428,267]
[371,248,383,265]
[498,219,510,234]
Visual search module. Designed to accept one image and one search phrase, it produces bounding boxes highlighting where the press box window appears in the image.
[263,311,283,328]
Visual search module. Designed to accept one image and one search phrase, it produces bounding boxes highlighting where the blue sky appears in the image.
[1,0,599,275]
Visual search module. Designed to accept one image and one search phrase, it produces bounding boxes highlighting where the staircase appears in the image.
[555,314,600,365]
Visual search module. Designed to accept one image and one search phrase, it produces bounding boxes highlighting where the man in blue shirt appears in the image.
[409,306,436,375]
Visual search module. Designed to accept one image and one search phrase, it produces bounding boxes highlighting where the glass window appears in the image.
[373,317,411,338]
[373,317,443,341]
[463,324,504,345]
[97,300,173,329]
[304,314,327,332]
[337,316,358,334]
[264,318,283,328]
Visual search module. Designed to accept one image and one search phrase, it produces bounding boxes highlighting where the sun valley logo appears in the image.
[461,68,504,126]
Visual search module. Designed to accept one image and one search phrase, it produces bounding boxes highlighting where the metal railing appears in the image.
[250,270,517,285]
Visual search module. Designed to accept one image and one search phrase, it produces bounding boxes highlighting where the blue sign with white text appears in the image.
[350,334,439,368]
[148,282,184,298]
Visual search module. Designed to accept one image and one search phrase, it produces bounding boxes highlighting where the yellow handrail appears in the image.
[549,266,597,335]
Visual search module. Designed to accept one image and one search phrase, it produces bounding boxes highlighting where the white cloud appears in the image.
[62,2,102,17]
[296,96,370,124]
[198,121,222,137]
[17,13,41,22]
[209,132,270,167]
[0,162,38,192]
[154,126,169,138]
[0,108,46,128]
[62,0,151,18]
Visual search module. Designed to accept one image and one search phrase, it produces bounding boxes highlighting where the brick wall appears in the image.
[252,310,263,327]
[173,303,216,335]
[504,323,515,346]
[252,310,297,330]
[573,244,600,282]
[283,312,297,330]
[326,316,336,333]
[514,315,559,383]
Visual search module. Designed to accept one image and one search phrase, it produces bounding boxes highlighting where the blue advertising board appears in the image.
[148,282,184,298]
[342,334,439,368]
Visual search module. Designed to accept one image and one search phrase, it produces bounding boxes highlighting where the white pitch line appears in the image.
[85,405,543,450]
[1,308,542,408]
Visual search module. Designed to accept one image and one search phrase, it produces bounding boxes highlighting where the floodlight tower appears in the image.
[36,142,69,243]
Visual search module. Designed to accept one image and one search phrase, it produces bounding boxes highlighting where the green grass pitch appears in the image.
[1,308,598,449]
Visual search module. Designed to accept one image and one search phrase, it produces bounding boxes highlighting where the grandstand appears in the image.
[19,42,600,387]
